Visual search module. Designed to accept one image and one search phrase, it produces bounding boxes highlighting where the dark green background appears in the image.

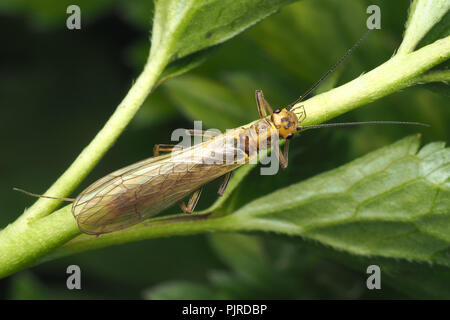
[1,0,448,299]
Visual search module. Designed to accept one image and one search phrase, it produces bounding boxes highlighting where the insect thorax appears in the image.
[237,119,278,159]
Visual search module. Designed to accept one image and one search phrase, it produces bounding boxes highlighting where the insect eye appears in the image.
[274,109,281,114]
[286,133,294,140]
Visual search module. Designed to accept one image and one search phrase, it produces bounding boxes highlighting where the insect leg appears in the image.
[275,143,288,169]
[217,172,232,196]
[153,144,183,156]
[255,90,274,118]
[180,188,203,214]
[281,139,290,169]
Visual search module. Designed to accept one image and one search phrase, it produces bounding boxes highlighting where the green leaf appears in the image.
[419,9,450,47]
[149,0,300,91]
[151,0,298,63]
[398,0,450,54]
[231,135,450,266]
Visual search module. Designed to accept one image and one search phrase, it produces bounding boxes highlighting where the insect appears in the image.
[15,30,428,235]
[16,95,304,235]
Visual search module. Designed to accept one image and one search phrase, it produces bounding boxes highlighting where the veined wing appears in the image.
[73,136,244,235]
[73,152,175,234]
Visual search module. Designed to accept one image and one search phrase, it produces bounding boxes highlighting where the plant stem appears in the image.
[0,49,171,278]
[292,35,450,125]
[17,51,170,225]
[1,35,448,280]
[50,211,242,260]
[0,206,80,278]
[48,35,450,258]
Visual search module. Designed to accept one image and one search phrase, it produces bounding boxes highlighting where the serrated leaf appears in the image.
[231,135,450,266]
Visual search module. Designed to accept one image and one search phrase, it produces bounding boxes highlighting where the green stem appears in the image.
[43,35,450,260]
[1,35,449,280]
[0,206,80,278]
[50,211,242,260]
[17,50,170,225]
[0,48,171,279]
[292,35,450,124]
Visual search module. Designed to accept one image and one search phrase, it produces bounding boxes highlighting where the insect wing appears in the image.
[73,153,174,234]
[72,138,243,235]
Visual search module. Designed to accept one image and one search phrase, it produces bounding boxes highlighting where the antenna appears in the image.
[297,121,430,131]
[287,28,372,111]
[13,187,75,202]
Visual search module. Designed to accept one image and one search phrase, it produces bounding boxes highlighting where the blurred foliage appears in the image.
[1,0,449,299]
